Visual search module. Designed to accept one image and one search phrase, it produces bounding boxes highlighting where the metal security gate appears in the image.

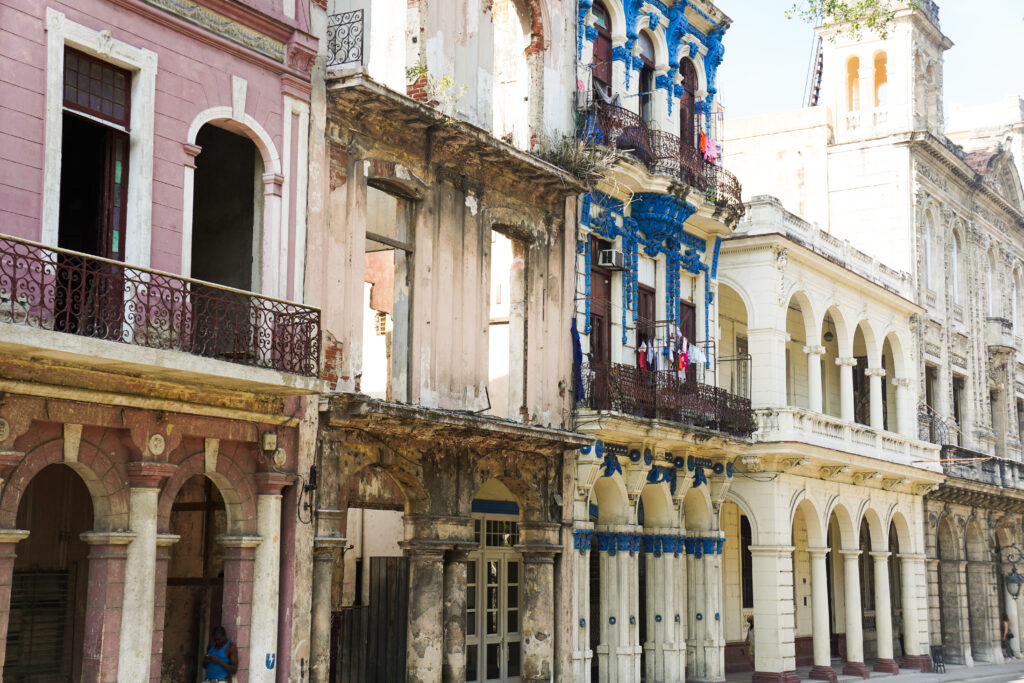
[4,570,73,680]
[467,516,522,683]
[332,556,408,683]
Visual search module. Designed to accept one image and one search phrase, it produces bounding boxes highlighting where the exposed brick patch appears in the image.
[406,74,429,103]
[311,0,326,9]
[329,144,348,191]
[323,334,344,389]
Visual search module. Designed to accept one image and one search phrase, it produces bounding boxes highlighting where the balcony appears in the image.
[578,101,743,215]
[940,445,1024,490]
[987,316,1015,351]
[0,233,322,391]
[753,407,941,470]
[576,362,754,436]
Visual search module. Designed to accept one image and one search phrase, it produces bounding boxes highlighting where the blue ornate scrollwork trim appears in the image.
[574,529,594,554]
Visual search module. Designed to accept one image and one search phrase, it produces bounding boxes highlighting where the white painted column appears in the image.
[674,536,687,681]
[808,548,837,678]
[596,529,617,683]
[893,378,914,437]
[872,551,899,673]
[644,530,679,683]
[804,345,825,413]
[837,357,856,422]
[749,545,799,678]
[572,527,594,682]
[840,550,869,677]
[249,474,289,681]
[746,328,789,409]
[867,368,886,430]
[1006,587,1021,657]
[117,462,175,681]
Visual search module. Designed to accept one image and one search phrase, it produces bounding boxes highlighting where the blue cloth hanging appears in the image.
[571,318,584,399]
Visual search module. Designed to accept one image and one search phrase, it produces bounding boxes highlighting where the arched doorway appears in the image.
[468,479,523,683]
[720,498,753,674]
[5,464,93,680]
[492,0,531,148]
[965,519,997,662]
[936,516,965,663]
[162,475,227,681]
[589,474,629,682]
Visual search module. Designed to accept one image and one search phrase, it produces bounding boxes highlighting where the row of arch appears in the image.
[845,52,888,112]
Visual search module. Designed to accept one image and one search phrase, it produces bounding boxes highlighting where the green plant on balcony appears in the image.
[405,63,467,120]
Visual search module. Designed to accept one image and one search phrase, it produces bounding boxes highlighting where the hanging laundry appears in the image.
[687,342,698,365]
[699,130,708,155]
[638,341,648,371]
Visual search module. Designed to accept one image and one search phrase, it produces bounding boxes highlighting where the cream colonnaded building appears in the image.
[725,0,1024,677]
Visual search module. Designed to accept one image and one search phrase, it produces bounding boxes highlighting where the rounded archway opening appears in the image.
[492,0,532,148]
[718,283,750,399]
[6,464,94,681]
[936,516,965,662]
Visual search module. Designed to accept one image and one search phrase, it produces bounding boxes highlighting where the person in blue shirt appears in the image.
[204,626,238,682]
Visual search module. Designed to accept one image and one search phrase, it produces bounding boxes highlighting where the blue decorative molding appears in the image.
[703,28,725,108]
[600,452,623,477]
[710,236,722,279]
[574,528,595,554]
[643,534,687,557]
[684,535,726,557]
[577,0,594,58]
[596,531,644,556]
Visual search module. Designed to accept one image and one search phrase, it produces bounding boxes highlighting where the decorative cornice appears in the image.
[142,0,286,61]
[851,471,882,485]
[882,477,910,491]
[820,465,851,480]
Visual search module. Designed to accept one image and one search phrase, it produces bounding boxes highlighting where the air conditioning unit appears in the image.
[575,89,593,111]
[598,249,625,270]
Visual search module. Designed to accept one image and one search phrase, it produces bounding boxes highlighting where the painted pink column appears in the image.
[149,533,180,683]
[0,529,29,672]
[220,536,261,683]
[80,531,136,683]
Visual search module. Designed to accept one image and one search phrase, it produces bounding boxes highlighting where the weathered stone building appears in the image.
[303,2,588,682]
[724,0,1024,675]
[0,0,321,681]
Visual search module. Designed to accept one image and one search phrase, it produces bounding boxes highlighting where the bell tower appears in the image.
[817,2,952,142]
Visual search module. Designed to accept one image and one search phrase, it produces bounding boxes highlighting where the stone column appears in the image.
[808,548,837,683]
[0,529,29,672]
[404,540,448,683]
[644,530,675,683]
[310,531,346,683]
[571,527,594,682]
[866,368,886,430]
[249,473,291,682]
[687,536,726,683]
[804,345,825,413]
[443,547,472,683]
[749,545,800,683]
[518,524,561,683]
[836,357,857,422]
[118,462,176,682]
[1006,586,1022,657]
[673,538,687,681]
[898,554,930,671]
[871,551,899,673]
[595,530,617,682]
[840,550,869,678]
[80,531,136,683]
[149,533,180,683]
[892,378,914,437]
[220,535,262,683]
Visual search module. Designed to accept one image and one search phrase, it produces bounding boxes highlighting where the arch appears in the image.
[822,304,851,356]
[359,157,427,199]
[186,106,281,174]
[889,509,914,555]
[158,444,259,536]
[339,464,408,511]
[1012,268,1023,331]
[862,506,888,551]
[782,289,820,341]
[678,53,708,97]
[639,482,674,528]
[637,22,669,71]
[846,56,861,111]
[682,486,712,532]
[873,50,888,107]
[591,474,629,525]
[794,498,825,548]
[716,276,754,326]
[965,518,988,563]
[922,209,934,289]
[937,515,961,561]
[493,0,533,148]
[951,228,965,304]
[987,249,998,317]
[1,433,123,531]
[725,489,760,543]
[596,0,627,44]
[825,501,857,550]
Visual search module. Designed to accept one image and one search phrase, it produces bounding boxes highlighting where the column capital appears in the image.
[870,550,892,561]
[839,549,862,558]
[865,367,886,377]
[892,377,912,388]
[897,553,927,562]
[217,534,262,549]
[836,356,858,367]
[80,531,136,546]
[748,544,795,557]
[803,345,826,356]
[0,529,29,545]
[126,461,176,488]
[156,533,181,547]
[515,542,562,563]
[400,539,451,561]
[807,546,831,558]
[254,471,294,495]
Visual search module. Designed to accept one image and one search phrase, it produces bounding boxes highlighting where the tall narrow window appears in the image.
[873,52,888,107]
[987,251,997,316]
[638,32,656,126]
[951,234,963,304]
[846,56,860,112]
[922,214,933,289]
[493,0,531,147]
[740,516,753,609]
[679,59,698,149]
[592,2,612,94]
[59,48,132,261]
[489,228,526,419]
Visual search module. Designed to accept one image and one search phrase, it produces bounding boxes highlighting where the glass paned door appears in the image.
[467,516,522,683]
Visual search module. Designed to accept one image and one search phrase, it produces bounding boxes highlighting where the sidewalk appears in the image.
[726,659,1024,683]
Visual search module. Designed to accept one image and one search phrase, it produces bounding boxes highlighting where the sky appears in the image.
[716,1,1024,121]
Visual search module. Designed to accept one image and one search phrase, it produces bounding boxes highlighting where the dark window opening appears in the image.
[740,516,753,609]
[592,2,612,93]
[953,375,966,445]
[679,59,697,149]
[638,33,656,126]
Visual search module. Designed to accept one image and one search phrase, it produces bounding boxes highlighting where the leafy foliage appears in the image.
[530,131,617,188]
[786,0,919,39]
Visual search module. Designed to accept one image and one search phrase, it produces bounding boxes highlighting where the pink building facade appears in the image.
[0,0,322,681]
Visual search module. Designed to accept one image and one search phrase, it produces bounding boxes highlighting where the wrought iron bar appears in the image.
[327,10,365,68]
[0,233,321,377]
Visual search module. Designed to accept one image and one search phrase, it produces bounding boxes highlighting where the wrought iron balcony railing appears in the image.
[326,9,365,69]
[579,101,744,214]
[0,234,321,378]
[577,361,754,436]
